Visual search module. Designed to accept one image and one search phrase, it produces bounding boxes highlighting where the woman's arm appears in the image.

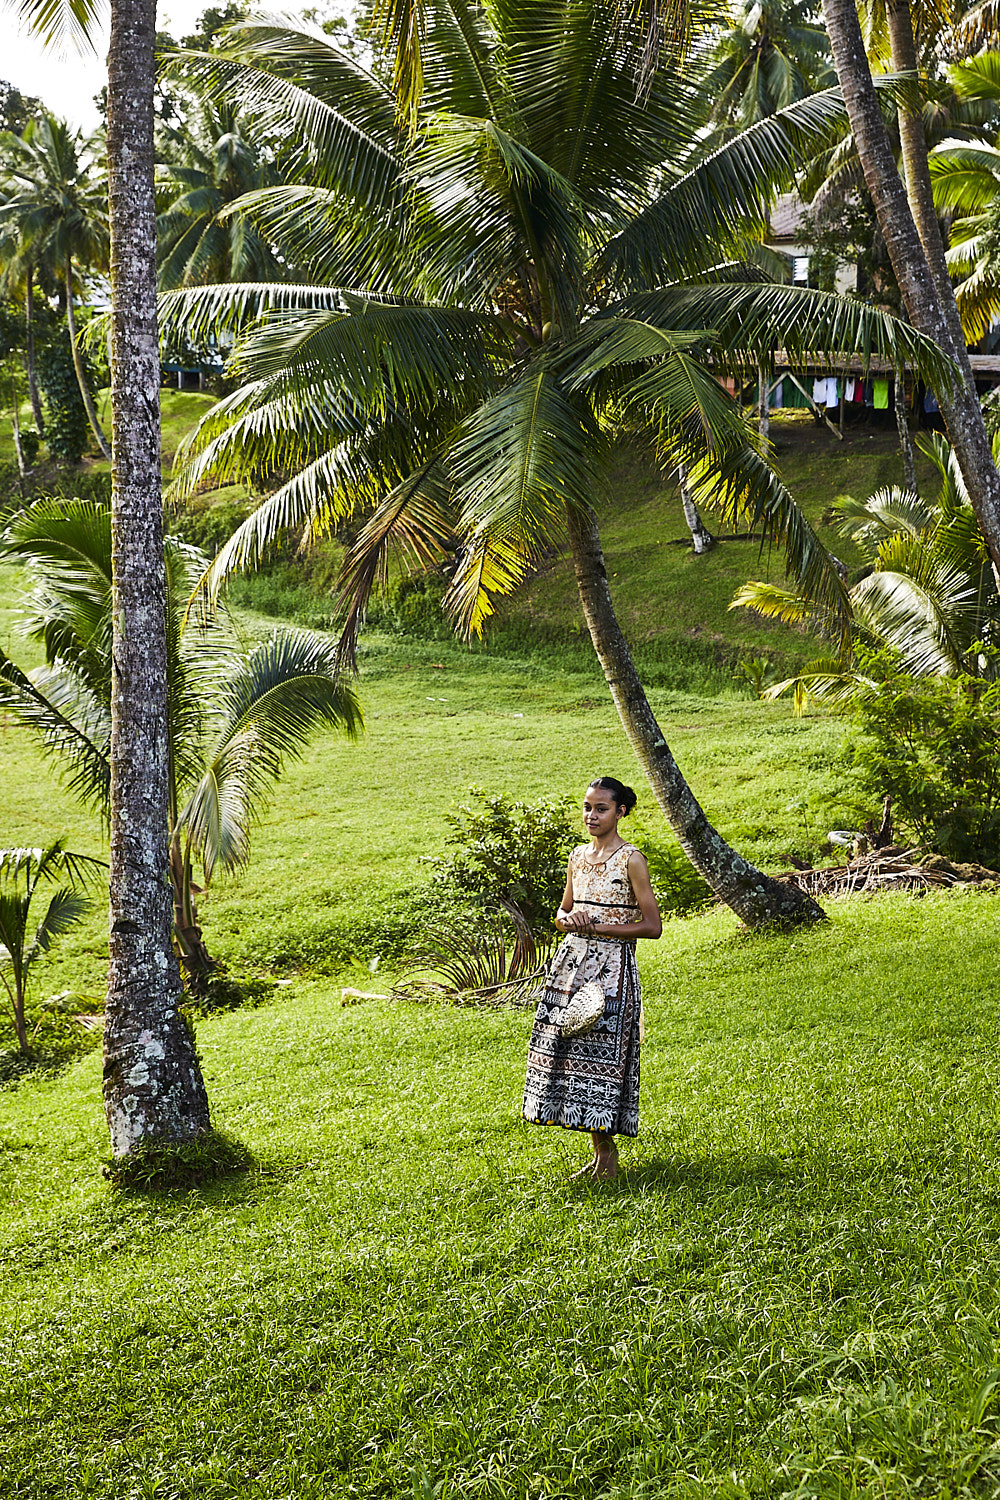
[554,859,581,931]
[576,852,663,940]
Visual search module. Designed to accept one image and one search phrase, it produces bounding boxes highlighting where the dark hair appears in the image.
[587,776,637,815]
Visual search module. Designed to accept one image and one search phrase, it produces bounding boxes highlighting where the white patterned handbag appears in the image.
[558,978,606,1038]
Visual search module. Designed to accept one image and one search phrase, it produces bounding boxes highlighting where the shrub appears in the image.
[429,789,579,932]
[166,496,252,555]
[848,667,1000,867]
[37,333,91,463]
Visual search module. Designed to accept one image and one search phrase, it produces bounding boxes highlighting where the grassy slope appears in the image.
[4,408,1000,1494]
[4,893,1000,1497]
[4,392,932,677]
[1,557,860,1006]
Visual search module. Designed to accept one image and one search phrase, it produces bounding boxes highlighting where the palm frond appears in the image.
[14,0,104,56]
[833,486,937,553]
[0,653,111,814]
[730,581,825,626]
[336,461,454,668]
[443,370,605,638]
[30,887,92,957]
[618,284,960,394]
[179,629,363,881]
[163,43,402,206]
[852,569,971,676]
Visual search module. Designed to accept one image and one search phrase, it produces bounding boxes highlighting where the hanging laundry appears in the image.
[845,378,855,403]
[873,378,889,409]
[854,378,865,403]
[924,390,939,413]
[812,376,827,406]
[771,379,784,408]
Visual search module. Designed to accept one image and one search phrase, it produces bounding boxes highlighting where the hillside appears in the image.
[3,392,929,685]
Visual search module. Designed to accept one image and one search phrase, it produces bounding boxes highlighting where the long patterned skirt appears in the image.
[522,933,641,1138]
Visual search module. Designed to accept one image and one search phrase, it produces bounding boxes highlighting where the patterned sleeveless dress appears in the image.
[522,842,642,1138]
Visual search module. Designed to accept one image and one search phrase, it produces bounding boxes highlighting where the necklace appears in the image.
[584,839,624,866]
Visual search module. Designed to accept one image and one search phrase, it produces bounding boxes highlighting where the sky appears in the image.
[3,2,250,131]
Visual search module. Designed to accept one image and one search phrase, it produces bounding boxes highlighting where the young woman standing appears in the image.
[523,777,662,1180]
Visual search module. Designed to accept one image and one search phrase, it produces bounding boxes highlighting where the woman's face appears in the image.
[583,785,621,839]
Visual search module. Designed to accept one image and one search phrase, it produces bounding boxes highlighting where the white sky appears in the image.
[2,2,265,131]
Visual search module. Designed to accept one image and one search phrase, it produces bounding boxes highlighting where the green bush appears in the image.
[429,789,579,931]
[848,665,1000,867]
[366,573,453,639]
[166,496,252,555]
[37,333,91,463]
[638,838,713,915]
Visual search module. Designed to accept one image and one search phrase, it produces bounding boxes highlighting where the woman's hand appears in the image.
[558,908,597,934]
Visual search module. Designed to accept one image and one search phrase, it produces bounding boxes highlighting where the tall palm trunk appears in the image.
[894,364,917,492]
[820,0,1000,573]
[64,253,112,462]
[104,0,210,1156]
[678,466,714,553]
[24,268,44,436]
[566,504,824,927]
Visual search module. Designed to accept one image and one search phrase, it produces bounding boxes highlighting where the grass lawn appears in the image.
[4,413,999,1497]
[4,893,1000,1497]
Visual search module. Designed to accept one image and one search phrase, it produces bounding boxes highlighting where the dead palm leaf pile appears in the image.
[784,847,1000,898]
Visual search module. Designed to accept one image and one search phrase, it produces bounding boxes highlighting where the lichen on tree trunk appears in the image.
[104,0,210,1156]
[566,503,824,928]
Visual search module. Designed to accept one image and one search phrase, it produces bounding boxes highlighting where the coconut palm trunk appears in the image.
[894,363,917,491]
[565,503,824,925]
[821,0,1000,571]
[63,252,111,462]
[104,0,210,1154]
[24,267,44,436]
[678,467,715,553]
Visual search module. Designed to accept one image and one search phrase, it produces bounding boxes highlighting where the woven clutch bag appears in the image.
[558,978,606,1038]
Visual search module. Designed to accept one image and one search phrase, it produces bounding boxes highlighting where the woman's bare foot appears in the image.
[593,1133,618,1180]
[569,1153,598,1180]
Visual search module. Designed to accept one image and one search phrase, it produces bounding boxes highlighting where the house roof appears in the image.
[768,193,807,240]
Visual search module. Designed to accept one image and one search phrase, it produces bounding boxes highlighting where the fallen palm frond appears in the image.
[392,901,557,1009]
[784,846,999,898]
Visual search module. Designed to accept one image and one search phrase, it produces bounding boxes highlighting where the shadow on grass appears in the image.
[599,1149,863,1200]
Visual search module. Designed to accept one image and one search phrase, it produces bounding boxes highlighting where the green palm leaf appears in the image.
[444,370,605,637]
[336,461,454,667]
[164,41,402,207]
[179,629,363,880]
[0,653,111,813]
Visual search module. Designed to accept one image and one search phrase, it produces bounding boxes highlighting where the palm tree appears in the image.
[928,53,1000,342]
[157,2,951,928]
[156,101,289,289]
[734,431,1000,706]
[0,497,363,990]
[701,0,835,136]
[0,115,111,460]
[16,0,213,1159]
[819,0,1000,576]
[0,843,104,1055]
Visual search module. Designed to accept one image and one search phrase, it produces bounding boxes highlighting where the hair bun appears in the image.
[587,776,637,815]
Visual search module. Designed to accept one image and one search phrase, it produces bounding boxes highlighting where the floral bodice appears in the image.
[568,843,640,929]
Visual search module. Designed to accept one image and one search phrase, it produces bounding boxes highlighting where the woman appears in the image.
[523,777,662,1180]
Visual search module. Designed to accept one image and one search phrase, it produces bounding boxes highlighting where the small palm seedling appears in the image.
[0,842,105,1055]
[732,432,1000,709]
[0,497,363,991]
[397,901,557,1009]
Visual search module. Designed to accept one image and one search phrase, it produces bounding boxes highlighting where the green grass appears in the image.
[5,433,999,1496]
[5,894,1000,1497]
[0,557,864,1015]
